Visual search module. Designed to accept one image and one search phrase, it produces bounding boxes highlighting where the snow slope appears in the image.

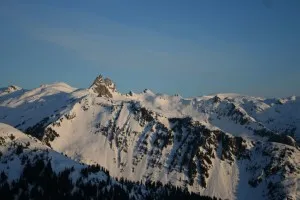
[0,82,88,133]
[0,123,214,200]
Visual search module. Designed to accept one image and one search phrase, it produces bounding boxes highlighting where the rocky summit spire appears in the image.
[89,75,117,98]
[1,85,22,94]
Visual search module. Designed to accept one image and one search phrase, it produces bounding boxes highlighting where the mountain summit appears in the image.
[1,85,22,93]
[0,85,22,97]
[89,75,117,98]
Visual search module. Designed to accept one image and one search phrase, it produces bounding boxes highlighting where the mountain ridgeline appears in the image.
[0,123,217,200]
[0,75,300,200]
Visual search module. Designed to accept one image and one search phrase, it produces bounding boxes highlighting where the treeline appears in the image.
[0,157,221,200]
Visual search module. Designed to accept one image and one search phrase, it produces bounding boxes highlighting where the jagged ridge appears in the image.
[0,75,300,200]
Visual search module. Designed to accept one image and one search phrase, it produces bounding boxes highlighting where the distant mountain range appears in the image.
[0,75,299,200]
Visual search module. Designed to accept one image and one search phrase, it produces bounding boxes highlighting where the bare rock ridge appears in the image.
[6,85,22,92]
[0,85,22,94]
[89,75,117,98]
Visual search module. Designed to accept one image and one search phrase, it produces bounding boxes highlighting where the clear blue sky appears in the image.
[1,0,299,97]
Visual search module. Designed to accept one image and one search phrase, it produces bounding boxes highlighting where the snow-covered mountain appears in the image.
[1,75,300,200]
[0,123,216,200]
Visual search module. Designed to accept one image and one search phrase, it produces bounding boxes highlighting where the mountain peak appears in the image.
[89,75,117,98]
[0,85,22,94]
[7,85,22,91]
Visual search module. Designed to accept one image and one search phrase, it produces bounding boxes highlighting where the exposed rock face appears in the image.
[0,123,216,200]
[89,75,116,98]
[40,98,300,200]
[212,95,221,103]
[6,85,21,92]
[0,85,22,96]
